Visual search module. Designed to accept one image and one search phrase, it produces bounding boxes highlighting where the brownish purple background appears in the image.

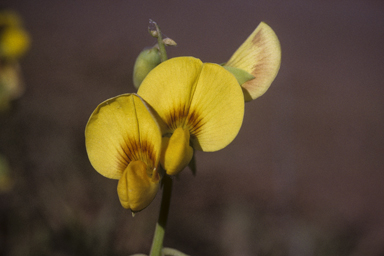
[1,0,384,255]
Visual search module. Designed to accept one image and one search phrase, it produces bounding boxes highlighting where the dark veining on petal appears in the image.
[116,136,157,177]
[186,109,206,139]
[162,101,207,144]
[252,28,263,46]
[164,102,189,130]
[251,27,273,76]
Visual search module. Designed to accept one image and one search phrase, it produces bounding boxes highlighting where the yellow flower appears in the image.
[86,57,244,211]
[138,57,244,176]
[85,94,162,212]
[225,22,281,102]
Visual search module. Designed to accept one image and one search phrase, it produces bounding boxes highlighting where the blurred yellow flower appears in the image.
[85,94,162,212]
[225,22,281,102]
[138,57,244,176]
[0,10,30,61]
[0,10,30,111]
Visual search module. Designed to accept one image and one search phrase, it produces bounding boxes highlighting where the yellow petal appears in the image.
[187,62,244,151]
[225,22,281,101]
[85,94,162,180]
[161,127,193,176]
[138,57,203,134]
[138,57,244,152]
[117,160,160,212]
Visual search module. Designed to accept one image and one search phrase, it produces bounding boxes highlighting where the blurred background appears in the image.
[1,0,384,255]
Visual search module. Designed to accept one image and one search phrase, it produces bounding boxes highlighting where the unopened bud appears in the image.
[148,19,159,38]
[133,47,161,89]
[148,29,158,38]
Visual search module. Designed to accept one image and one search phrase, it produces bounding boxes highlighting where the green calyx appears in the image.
[223,66,255,85]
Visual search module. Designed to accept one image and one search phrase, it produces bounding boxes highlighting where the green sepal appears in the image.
[223,66,255,85]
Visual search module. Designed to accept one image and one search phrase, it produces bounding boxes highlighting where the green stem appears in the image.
[153,22,168,62]
[147,20,170,256]
[149,175,173,256]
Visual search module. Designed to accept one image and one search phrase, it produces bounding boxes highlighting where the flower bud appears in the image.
[133,47,161,89]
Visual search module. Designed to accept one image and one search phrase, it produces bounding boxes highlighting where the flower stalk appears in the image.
[149,175,173,256]
[148,20,168,62]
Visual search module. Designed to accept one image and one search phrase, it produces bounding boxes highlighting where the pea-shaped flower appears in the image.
[86,57,244,212]
[138,57,244,176]
[85,94,162,212]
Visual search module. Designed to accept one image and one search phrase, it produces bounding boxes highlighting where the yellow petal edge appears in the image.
[225,22,281,101]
